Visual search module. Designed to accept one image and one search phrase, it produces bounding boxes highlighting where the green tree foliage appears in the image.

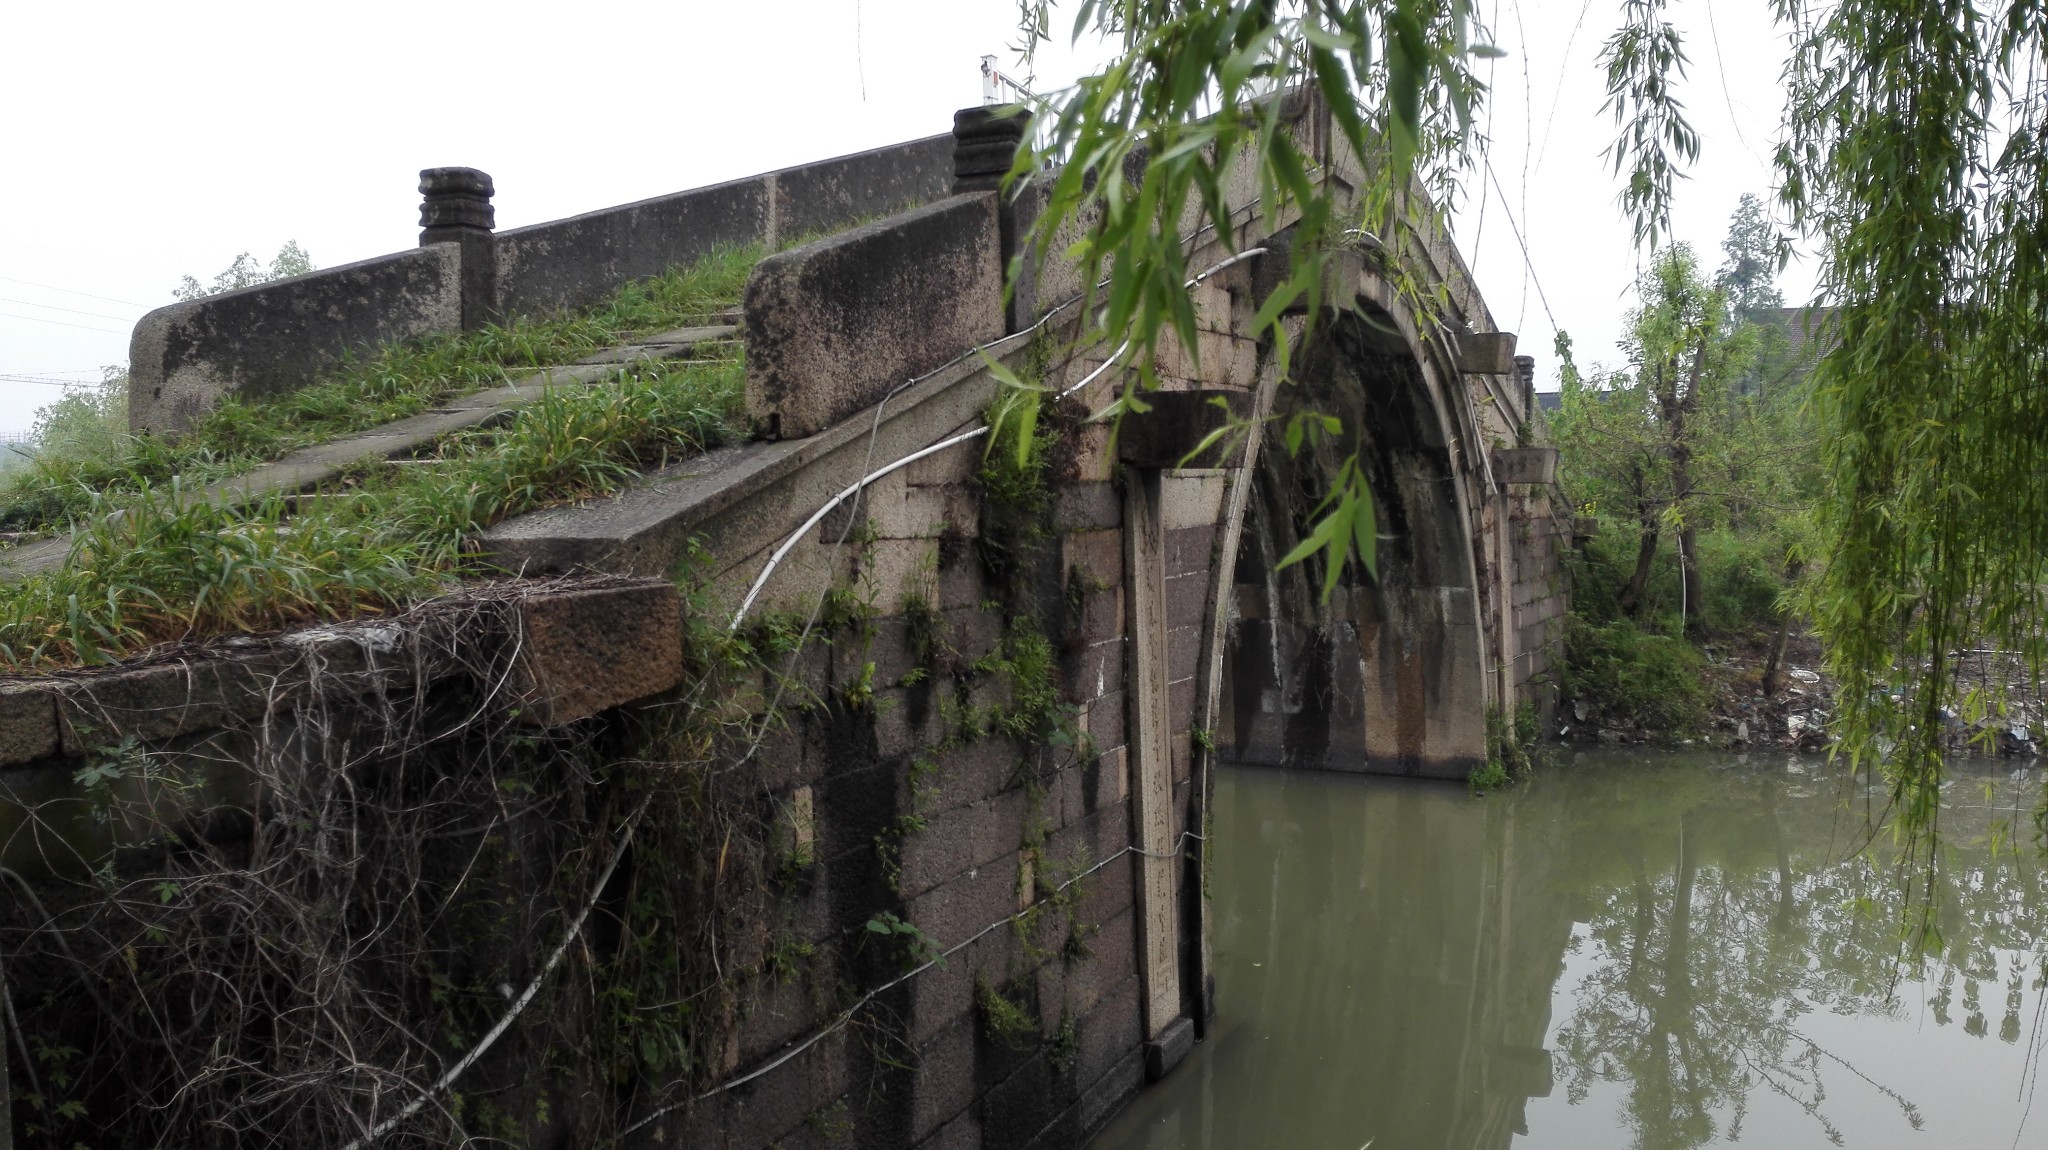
[1717,191,1785,320]
[1556,238,1816,634]
[24,368,127,471]
[1600,0,1701,249]
[1551,200,1827,734]
[1010,0,1498,593]
[171,240,315,301]
[1768,1,2048,887]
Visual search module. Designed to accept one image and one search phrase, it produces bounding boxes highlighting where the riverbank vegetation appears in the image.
[1552,196,1829,744]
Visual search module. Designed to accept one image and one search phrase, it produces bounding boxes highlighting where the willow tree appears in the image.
[1772,2,2048,912]
[1007,0,2048,915]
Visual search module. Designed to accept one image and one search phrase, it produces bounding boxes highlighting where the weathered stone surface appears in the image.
[497,177,767,318]
[130,244,465,435]
[498,134,955,320]
[1143,1014,1195,1081]
[0,682,58,766]
[54,657,281,756]
[509,580,684,725]
[483,331,1026,596]
[746,194,1004,440]
[418,166,498,330]
[775,132,955,240]
[1453,329,1518,375]
[1493,446,1560,486]
[1116,389,1254,469]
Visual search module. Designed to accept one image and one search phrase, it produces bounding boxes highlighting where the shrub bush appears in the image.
[1562,615,1715,733]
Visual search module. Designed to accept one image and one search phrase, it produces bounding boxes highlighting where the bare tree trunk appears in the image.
[1761,558,1806,693]
[1621,518,1660,617]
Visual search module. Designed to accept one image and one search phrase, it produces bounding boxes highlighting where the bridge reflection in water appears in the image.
[1090,752,2048,1149]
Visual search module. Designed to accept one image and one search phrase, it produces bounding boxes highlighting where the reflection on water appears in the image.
[1089,751,2048,1149]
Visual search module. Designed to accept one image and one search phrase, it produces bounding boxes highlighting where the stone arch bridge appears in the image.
[0,98,1565,1148]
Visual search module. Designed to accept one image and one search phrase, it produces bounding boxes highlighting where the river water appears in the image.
[1090,750,2048,1150]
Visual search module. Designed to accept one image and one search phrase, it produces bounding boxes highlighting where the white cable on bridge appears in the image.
[729,246,1269,631]
[728,424,993,627]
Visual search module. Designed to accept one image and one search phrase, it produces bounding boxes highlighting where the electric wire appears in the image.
[0,274,149,308]
[1483,161,1558,334]
[0,296,138,323]
[0,309,128,335]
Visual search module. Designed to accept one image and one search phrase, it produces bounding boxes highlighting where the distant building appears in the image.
[1764,306,1838,366]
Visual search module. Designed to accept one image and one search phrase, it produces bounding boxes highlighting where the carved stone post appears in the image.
[1514,353,1538,429]
[418,167,498,330]
[951,107,1038,333]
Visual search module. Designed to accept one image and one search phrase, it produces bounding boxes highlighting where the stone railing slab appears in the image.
[130,244,466,435]
[744,193,1003,440]
[1492,446,1559,487]
[127,132,951,434]
[495,134,955,319]
[482,329,1036,588]
[0,577,682,773]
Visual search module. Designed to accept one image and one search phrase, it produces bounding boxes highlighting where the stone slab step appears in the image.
[479,328,1033,591]
[0,326,740,583]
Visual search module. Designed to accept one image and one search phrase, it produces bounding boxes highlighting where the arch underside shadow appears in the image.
[1220,304,1488,779]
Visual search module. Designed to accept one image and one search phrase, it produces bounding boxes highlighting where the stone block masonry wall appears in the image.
[646,395,1182,1150]
[1507,482,1569,724]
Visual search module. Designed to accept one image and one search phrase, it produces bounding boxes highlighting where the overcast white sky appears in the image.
[0,0,1808,436]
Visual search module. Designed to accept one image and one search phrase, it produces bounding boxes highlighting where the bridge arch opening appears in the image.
[1218,301,1489,778]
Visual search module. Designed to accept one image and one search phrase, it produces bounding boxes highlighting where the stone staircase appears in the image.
[0,318,740,582]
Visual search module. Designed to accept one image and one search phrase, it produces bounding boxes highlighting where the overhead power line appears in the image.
[0,295,138,322]
[0,274,151,308]
[0,309,128,335]
[1484,161,1559,334]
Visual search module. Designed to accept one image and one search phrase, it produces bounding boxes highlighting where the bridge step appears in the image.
[0,326,738,583]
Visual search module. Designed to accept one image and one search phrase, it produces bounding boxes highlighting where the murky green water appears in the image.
[1091,751,2048,1150]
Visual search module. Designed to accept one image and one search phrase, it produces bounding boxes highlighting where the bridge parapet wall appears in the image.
[128,134,954,435]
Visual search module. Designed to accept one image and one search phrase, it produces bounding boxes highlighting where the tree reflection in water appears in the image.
[1087,751,2047,1150]
[1546,756,2045,1148]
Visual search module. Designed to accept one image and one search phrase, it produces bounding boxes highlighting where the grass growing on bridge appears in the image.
[0,246,764,669]
[0,244,760,537]
[0,355,744,668]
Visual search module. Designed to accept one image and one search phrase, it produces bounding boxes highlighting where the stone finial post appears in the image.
[419,167,498,330]
[951,106,1029,194]
[952,107,1037,332]
[1513,354,1537,426]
